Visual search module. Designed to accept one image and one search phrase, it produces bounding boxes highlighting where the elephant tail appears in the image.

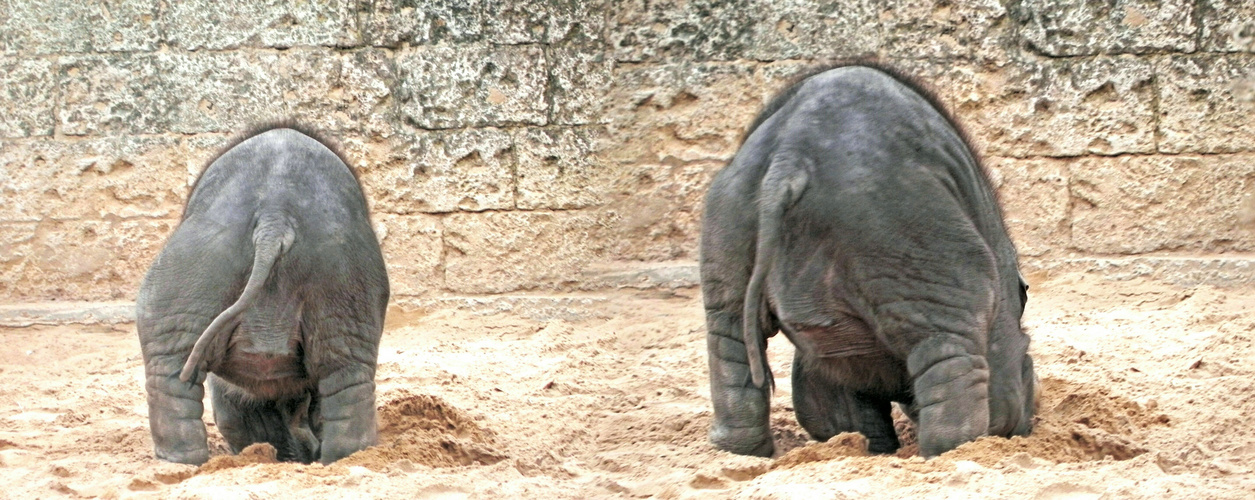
[743,165,808,389]
[179,214,296,383]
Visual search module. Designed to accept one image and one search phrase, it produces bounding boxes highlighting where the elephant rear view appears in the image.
[701,65,1036,458]
[137,125,389,465]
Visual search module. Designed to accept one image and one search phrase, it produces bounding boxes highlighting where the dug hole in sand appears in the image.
[0,272,1253,498]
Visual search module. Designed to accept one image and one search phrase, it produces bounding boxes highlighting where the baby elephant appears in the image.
[701,64,1037,458]
[137,125,389,465]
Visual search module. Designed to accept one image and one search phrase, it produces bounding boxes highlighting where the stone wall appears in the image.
[1,1,1253,303]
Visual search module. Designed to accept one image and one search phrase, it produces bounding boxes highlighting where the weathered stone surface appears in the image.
[580,261,701,290]
[486,0,605,46]
[59,49,394,136]
[1200,0,1255,52]
[5,0,1254,303]
[0,136,189,222]
[365,0,485,47]
[1069,154,1255,254]
[403,295,612,322]
[0,57,56,137]
[361,128,515,214]
[1038,256,1255,288]
[1156,55,1255,154]
[57,54,172,136]
[0,218,177,301]
[549,47,614,125]
[609,0,880,63]
[0,0,159,54]
[515,127,605,210]
[443,211,611,294]
[1012,0,1196,56]
[0,301,136,327]
[898,57,1157,157]
[738,0,880,62]
[987,157,1070,259]
[0,222,39,299]
[396,45,547,129]
[606,61,760,165]
[881,0,1013,63]
[164,0,361,50]
[374,214,444,297]
[601,160,724,262]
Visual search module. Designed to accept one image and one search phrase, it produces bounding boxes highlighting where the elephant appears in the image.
[700,64,1037,458]
[136,124,389,465]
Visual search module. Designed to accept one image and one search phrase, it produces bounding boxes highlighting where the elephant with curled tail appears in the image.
[701,64,1037,458]
[137,124,389,465]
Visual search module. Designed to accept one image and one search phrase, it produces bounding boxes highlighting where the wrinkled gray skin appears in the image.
[701,66,1036,458]
[137,127,389,465]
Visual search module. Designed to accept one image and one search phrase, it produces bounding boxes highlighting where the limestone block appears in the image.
[0,57,55,137]
[605,61,760,165]
[0,136,189,222]
[360,128,515,214]
[896,57,1157,157]
[443,211,611,294]
[164,0,361,50]
[986,157,1070,258]
[1200,0,1255,52]
[1156,55,1255,154]
[1012,0,1196,56]
[0,0,159,54]
[57,53,173,136]
[549,46,614,126]
[58,49,394,136]
[486,0,605,46]
[365,0,485,47]
[0,222,38,299]
[737,0,880,62]
[601,160,725,262]
[1069,154,1255,254]
[880,0,1013,63]
[373,214,443,297]
[396,45,547,129]
[515,127,605,210]
[609,0,879,63]
[0,218,178,302]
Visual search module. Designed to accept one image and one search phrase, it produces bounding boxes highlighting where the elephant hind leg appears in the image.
[791,352,900,454]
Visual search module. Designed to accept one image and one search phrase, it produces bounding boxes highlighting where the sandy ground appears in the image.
[1,272,1254,499]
